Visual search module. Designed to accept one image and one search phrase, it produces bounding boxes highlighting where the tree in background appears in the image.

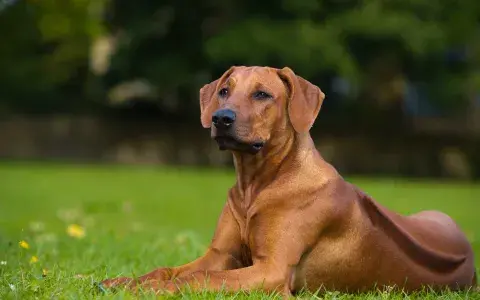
[0,0,479,121]
[0,0,108,114]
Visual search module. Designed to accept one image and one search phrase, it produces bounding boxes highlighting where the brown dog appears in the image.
[101,66,477,296]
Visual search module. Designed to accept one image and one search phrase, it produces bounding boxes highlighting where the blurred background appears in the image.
[0,0,479,179]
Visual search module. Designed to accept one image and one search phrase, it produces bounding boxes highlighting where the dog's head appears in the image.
[199,66,325,154]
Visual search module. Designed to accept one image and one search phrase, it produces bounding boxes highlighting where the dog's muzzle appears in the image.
[211,109,264,154]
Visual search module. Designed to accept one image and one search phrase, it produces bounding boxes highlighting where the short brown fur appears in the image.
[101,66,477,296]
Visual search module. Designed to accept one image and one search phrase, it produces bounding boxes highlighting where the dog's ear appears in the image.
[199,78,220,128]
[199,67,236,128]
[278,67,325,133]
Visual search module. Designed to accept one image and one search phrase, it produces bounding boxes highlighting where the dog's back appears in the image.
[290,172,476,293]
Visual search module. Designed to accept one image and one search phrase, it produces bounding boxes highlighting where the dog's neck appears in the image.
[231,130,318,206]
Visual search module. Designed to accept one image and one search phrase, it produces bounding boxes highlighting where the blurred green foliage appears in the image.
[0,0,107,113]
[0,0,479,116]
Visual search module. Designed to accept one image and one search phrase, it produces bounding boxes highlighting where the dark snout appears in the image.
[211,108,264,154]
[212,109,236,129]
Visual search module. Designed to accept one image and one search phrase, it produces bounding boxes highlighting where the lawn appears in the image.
[0,162,479,299]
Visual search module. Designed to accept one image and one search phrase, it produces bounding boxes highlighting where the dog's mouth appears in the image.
[214,136,265,154]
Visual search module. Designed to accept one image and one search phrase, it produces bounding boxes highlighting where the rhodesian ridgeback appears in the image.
[101,66,477,296]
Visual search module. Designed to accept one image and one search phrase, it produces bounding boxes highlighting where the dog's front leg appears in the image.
[135,210,328,297]
[101,203,243,289]
[137,261,294,297]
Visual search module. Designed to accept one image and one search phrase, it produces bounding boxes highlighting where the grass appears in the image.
[0,161,479,299]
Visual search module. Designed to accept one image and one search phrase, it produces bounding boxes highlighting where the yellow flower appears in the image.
[29,256,38,264]
[66,224,86,239]
[19,240,29,249]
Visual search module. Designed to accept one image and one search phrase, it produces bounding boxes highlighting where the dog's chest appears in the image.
[229,191,255,241]
[236,208,254,248]
[239,243,253,267]
[230,201,257,265]
[229,188,270,265]
[238,217,256,267]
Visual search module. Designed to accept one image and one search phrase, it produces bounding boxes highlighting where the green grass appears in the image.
[0,162,479,299]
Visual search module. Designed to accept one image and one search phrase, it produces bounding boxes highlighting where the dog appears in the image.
[101,66,477,296]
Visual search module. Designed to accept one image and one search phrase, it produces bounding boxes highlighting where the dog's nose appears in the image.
[212,109,236,129]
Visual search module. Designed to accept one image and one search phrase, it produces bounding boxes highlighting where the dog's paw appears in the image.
[129,279,177,295]
[100,277,134,290]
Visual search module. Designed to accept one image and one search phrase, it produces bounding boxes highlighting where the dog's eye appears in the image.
[253,91,272,100]
[218,88,228,98]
